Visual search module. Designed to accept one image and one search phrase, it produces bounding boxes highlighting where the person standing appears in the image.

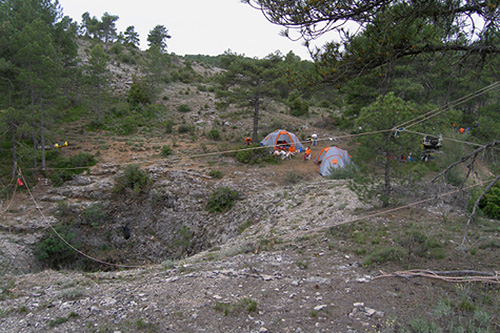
[311,133,318,146]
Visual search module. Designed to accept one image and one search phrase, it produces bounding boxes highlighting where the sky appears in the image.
[58,0,336,60]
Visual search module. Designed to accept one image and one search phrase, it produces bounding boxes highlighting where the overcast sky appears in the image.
[58,0,336,60]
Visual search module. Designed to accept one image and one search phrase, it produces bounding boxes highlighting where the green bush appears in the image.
[120,52,137,65]
[49,170,74,187]
[177,104,191,113]
[163,119,174,133]
[117,116,138,135]
[318,99,331,108]
[398,231,444,259]
[479,183,500,220]
[161,145,173,157]
[208,170,223,179]
[81,202,107,228]
[178,124,195,134]
[128,81,151,105]
[109,42,122,55]
[327,164,358,180]
[206,187,239,213]
[362,246,408,265]
[69,152,96,168]
[289,97,309,117]
[35,222,79,269]
[283,172,305,185]
[85,119,105,132]
[47,152,96,186]
[110,101,131,118]
[113,164,151,195]
[235,144,276,165]
[207,128,221,141]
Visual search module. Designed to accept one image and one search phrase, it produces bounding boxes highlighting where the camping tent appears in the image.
[259,129,305,152]
[314,146,351,176]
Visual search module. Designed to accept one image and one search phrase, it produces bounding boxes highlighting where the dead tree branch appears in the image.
[431,140,500,184]
[376,269,500,284]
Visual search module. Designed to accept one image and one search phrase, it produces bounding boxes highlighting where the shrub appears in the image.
[48,170,74,187]
[398,231,444,259]
[113,164,151,195]
[327,164,358,180]
[239,298,258,312]
[161,145,173,157]
[283,172,305,185]
[208,170,223,179]
[163,119,174,133]
[109,43,122,55]
[85,119,105,132]
[128,81,151,105]
[362,246,408,265]
[110,101,131,118]
[235,144,276,165]
[47,152,96,186]
[207,128,221,141]
[177,104,191,113]
[206,187,239,213]
[117,116,138,135]
[35,222,79,269]
[69,152,96,168]
[289,97,309,117]
[318,99,331,108]
[479,183,500,220]
[178,124,195,134]
[81,202,107,228]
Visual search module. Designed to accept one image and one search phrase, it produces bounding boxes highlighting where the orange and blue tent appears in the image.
[314,146,351,176]
[259,129,305,152]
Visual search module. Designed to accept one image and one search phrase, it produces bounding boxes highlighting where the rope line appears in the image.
[394,81,500,131]
[403,129,485,148]
[0,178,18,217]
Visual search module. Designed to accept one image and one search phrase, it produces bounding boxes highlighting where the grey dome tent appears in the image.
[314,146,351,176]
[259,129,305,152]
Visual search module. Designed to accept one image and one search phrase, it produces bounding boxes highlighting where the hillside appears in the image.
[1,48,499,332]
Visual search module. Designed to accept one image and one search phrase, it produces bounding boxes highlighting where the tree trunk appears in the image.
[252,98,260,143]
[97,82,101,122]
[32,131,38,176]
[40,110,46,171]
[383,153,391,207]
[10,124,17,181]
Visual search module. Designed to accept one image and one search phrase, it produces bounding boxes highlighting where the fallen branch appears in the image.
[375,269,500,284]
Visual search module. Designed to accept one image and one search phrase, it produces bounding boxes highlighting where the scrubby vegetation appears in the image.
[206,187,240,213]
